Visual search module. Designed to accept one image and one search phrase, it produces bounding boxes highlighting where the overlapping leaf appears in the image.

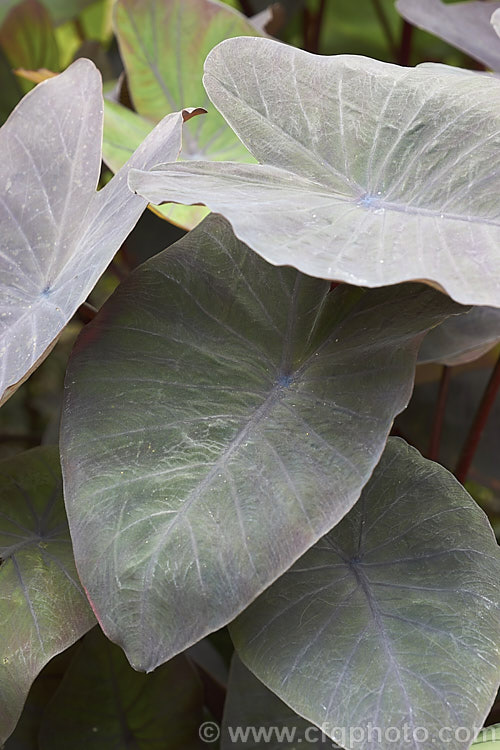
[103,0,262,230]
[231,438,500,750]
[38,627,205,749]
[3,645,77,750]
[419,306,500,365]
[131,36,500,307]
[396,0,500,71]
[0,447,95,745]
[0,59,198,405]
[60,214,460,671]
[222,656,338,749]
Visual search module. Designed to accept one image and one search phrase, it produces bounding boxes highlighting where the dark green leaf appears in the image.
[0,447,95,745]
[38,627,205,749]
[60,214,460,671]
[231,439,500,750]
[222,656,338,748]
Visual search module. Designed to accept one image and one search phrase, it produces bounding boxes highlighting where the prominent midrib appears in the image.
[139,277,304,585]
[145,380,286,548]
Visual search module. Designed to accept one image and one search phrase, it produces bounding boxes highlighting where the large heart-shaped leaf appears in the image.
[0,446,95,745]
[419,306,500,366]
[130,36,500,307]
[60,214,460,672]
[222,656,338,749]
[0,58,198,405]
[102,0,262,230]
[231,438,500,750]
[396,0,500,71]
[38,627,205,749]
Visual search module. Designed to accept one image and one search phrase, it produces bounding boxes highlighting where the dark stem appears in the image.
[238,0,254,16]
[455,353,500,484]
[399,20,414,66]
[304,0,326,53]
[73,18,86,42]
[390,425,414,446]
[428,365,451,462]
[0,433,39,445]
[109,258,129,282]
[371,0,398,60]
[192,662,227,724]
[77,301,98,324]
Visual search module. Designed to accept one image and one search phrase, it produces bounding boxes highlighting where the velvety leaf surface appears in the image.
[0,447,95,745]
[0,59,194,405]
[0,0,59,94]
[38,627,205,749]
[222,656,338,749]
[231,438,500,750]
[396,0,500,71]
[131,36,500,307]
[104,0,260,230]
[419,306,500,365]
[60,214,460,671]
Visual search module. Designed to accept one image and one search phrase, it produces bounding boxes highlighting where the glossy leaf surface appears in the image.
[131,37,500,307]
[231,439,500,750]
[60,214,459,671]
[0,447,95,744]
[0,59,194,405]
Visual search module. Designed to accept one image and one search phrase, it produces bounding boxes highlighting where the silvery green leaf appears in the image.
[130,37,500,307]
[0,59,195,405]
